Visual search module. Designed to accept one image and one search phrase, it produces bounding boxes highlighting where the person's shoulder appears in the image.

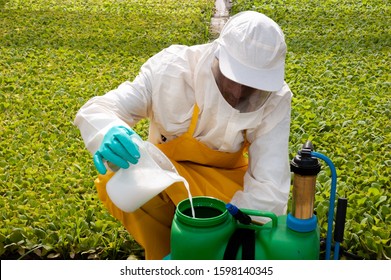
[146,43,213,74]
[162,43,213,60]
[275,82,293,98]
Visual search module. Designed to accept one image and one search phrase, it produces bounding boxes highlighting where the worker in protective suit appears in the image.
[74,11,292,260]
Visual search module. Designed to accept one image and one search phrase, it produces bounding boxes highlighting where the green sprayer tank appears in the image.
[169,196,320,260]
[166,141,341,260]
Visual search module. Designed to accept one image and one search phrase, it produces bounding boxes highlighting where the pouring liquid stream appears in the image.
[141,169,196,218]
[167,172,195,218]
[137,139,195,218]
[135,168,196,218]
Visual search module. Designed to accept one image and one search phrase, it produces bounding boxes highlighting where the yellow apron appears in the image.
[94,104,248,259]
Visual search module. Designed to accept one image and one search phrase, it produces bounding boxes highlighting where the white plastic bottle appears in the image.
[106,138,191,213]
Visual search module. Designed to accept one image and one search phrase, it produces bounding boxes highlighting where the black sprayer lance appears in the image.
[333,197,348,259]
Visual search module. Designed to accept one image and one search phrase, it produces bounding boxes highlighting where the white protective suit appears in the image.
[74,40,292,217]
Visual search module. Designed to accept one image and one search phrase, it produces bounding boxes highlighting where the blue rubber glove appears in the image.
[93,126,141,174]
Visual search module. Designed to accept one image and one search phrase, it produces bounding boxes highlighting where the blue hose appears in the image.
[310,151,337,260]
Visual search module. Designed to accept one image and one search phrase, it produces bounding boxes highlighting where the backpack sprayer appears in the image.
[166,141,348,260]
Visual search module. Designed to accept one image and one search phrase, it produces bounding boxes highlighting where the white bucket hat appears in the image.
[216,11,287,91]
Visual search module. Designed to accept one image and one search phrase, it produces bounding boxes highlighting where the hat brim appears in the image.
[218,46,285,92]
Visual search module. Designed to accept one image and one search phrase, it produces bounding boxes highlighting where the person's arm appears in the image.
[74,68,153,155]
[74,44,197,154]
[231,89,292,222]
